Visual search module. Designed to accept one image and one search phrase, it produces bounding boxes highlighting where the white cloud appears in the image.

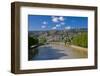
[52,27,57,30]
[65,26,71,30]
[56,24,61,27]
[52,16,59,23]
[59,16,64,21]
[61,22,65,25]
[41,25,46,29]
[43,21,47,24]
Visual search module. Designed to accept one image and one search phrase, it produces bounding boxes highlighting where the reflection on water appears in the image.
[28,48,39,60]
[32,46,68,60]
[28,44,87,61]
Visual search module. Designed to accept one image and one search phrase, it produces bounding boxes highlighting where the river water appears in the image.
[30,44,87,60]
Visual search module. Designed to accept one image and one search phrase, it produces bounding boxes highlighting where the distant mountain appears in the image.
[28,28,87,38]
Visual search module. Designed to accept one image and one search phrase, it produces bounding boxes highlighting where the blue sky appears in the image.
[28,15,88,31]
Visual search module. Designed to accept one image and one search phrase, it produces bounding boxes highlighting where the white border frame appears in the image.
[20,7,95,70]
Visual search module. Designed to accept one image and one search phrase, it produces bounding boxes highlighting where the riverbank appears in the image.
[71,45,87,51]
[50,42,88,58]
[50,42,87,51]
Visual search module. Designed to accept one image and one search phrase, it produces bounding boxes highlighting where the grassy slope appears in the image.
[72,32,88,48]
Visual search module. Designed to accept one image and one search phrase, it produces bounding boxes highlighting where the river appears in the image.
[30,44,87,60]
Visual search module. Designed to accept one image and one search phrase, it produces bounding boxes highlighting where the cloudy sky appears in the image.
[28,15,88,31]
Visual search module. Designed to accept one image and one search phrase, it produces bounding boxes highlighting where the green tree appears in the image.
[28,36,39,49]
[63,36,72,46]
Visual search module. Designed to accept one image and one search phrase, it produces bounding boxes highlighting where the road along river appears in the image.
[30,43,88,60]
